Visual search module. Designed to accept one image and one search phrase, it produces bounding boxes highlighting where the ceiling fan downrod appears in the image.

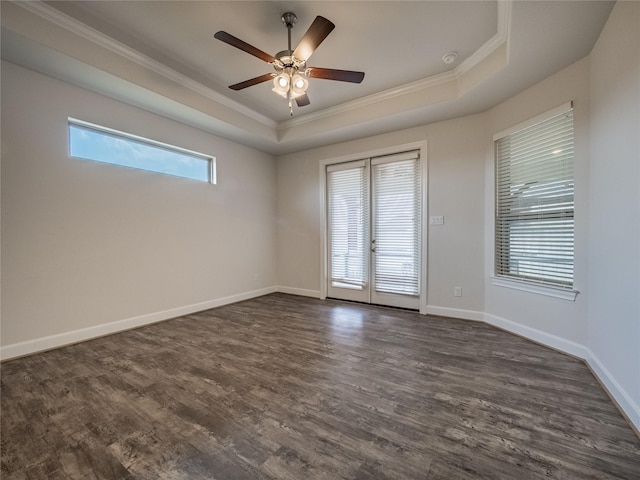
[282,12,298,118]
[282,12,297,55]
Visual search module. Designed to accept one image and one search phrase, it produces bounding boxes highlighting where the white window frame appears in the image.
[68,118,216,184]
[492,102,578,301]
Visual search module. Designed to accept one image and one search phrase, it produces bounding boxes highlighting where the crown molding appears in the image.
[456,0,511,77]
[13,0,511,136]
[278,0,512,130]
[277,69,458,130]
[12,0,278,129]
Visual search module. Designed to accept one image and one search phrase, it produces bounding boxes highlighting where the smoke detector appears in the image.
[442,52,458,65]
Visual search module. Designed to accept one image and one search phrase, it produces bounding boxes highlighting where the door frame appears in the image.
[319,141,428,314]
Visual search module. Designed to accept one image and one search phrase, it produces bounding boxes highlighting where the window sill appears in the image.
[491,277,579,301]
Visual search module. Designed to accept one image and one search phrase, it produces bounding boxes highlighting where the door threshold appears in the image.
[325,297,419,312]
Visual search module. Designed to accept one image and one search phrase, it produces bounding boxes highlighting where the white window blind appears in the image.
[327,161,369,289]
[495,106,574,288]
[372,152,421,295]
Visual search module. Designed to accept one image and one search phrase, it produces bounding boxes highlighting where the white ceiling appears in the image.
[1,1,614,155]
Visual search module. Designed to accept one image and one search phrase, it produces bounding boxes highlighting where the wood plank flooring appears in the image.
[1,293,639,479]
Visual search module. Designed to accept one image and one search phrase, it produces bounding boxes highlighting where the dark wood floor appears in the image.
[1,293,639,479]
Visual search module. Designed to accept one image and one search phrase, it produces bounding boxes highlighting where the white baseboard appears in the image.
[277,286,321,298]
[426,305,485,322]
[0,286,277,361]
[482,312,638,433]
[423,307,638,432]
[483,312,589,359]
[2,288,638,434]
[584,349,640,434]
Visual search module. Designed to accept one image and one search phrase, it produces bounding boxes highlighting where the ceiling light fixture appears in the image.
[270,14,310,115]
[272,63,308,110]
[214,12,365,117]
[272,68,310,107]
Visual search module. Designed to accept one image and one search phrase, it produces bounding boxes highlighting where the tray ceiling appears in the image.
[1,1,614,154]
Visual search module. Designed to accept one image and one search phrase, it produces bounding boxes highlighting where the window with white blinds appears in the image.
[372,153,421,295]
[327,161,369,289]
[495,104,575,288]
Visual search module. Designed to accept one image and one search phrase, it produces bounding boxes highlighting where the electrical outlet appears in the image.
[429,216,444,225]
[454,286,462,297]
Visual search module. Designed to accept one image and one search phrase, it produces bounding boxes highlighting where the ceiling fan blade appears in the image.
[292,16,335,62]
[214,31,276,64]
[295,94,310,107]
[229,73,274,91]
[308,67,365,83]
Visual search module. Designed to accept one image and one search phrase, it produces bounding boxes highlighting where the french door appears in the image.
[326,151,422,309]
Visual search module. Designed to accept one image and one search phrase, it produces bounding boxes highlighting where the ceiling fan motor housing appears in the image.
[274,52,306,70]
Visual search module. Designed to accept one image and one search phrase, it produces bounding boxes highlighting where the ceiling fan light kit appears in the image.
[214,12,365,116]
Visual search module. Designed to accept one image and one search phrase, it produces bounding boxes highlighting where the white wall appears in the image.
[277,114,487,315]
[276,5,639,430]
[588,0,640,426]
[483,57,591,353]
[1,61,277,355]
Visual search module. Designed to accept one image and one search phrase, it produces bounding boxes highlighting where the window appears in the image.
[68,118,215,184]
[494,103,574,290]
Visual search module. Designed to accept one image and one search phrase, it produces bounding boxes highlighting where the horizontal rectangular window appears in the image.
[68,118,215,184]
[495,104,575,289]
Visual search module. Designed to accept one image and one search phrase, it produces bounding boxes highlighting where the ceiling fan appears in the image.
[214,12,365,116]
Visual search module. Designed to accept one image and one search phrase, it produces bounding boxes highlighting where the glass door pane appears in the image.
[326,152,421,309]
[371,153,421,309]
[326,160,370,303]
